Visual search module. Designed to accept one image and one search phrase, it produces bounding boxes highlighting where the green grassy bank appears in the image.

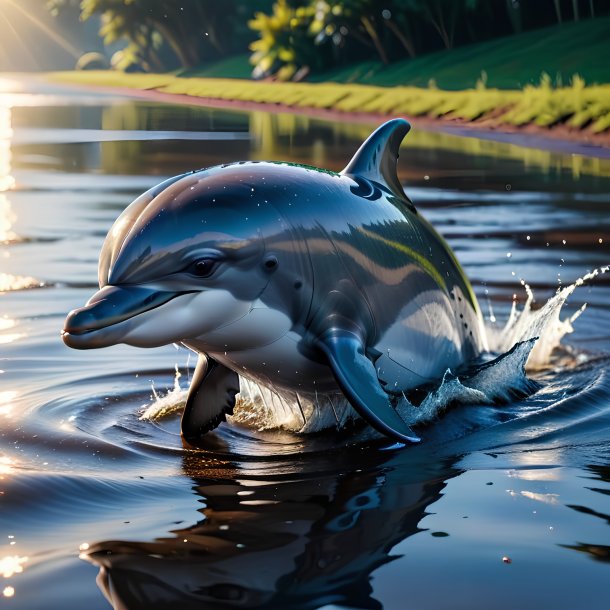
[180,17,610,90]
[49,70,610,135]
[310,17,610,90]
[47,16,610,138]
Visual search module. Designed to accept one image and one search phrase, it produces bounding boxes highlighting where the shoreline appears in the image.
[44,73,610,159]
[116,86,610,159]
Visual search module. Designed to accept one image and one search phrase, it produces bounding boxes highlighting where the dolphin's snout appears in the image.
[62,285,182,349]
[63,303,102,336]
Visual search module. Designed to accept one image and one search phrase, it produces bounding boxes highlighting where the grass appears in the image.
[49,70,610,134]
[138,17,610,90]
[46,16,610,137]
[177,55,253,80]
[309,17,610,90]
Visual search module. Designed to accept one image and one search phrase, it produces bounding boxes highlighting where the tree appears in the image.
[49,0,242,70]
[249,0,320,80]
[309,1,391,64]
[401,0,480,49]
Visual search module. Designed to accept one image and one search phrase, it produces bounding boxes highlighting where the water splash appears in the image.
[139,365,186,421]
[397,339,538,428]
[139,267,608,434]
[229,378,357,433]
[486,265,608,370]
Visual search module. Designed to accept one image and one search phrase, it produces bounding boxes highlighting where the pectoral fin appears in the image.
[317,331,420,444]
[181,354,240,444]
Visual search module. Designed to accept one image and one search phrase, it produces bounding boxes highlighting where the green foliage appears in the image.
[307,16,610,90]
[249,0,318,80]
[309,1,388,63]
[49,0,264,71]
[47,1,610,79]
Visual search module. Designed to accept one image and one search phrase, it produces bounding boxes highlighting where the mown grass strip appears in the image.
[48,71,610,134]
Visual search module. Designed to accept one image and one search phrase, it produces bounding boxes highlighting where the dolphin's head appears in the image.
[63,167,301,351]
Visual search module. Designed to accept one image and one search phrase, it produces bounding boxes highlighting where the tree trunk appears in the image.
[428,3,453,49]
[572,0,580,20]
[361,16,389,63]
[589,0,595,17]
[505,0,523,33]
[147,46,165,72]
[189,4,226,56]
[153,20,196,67]
[429,16,452,49]
[553,0,563,23]
[384,20,416,58]
[350,28,375,49]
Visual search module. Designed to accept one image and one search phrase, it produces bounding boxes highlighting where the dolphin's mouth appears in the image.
[62,285,191,348]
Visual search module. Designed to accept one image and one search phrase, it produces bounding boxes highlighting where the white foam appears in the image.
[139,365,187,421]
[140,266,608,433]
[396,339,537,427]
[486,266,608,370]
[229,378,357,433]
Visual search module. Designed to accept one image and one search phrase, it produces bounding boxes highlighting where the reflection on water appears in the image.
[0,454,16,473]
[84,454,455,610]
[0,554,27,578]
[1,100,17,259]
[248,111,610,180]
[0,105,15,193]
[9,98,610,183]
[0,77,609,609]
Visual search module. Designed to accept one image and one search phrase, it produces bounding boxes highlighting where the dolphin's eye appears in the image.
[189,258,218,278]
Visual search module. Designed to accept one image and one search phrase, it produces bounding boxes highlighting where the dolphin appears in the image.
[62,118,487,445]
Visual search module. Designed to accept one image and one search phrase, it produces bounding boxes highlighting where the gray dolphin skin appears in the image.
[62,119,487,445]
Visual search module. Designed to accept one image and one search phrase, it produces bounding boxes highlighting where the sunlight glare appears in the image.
[0,555,28,578]
[0,78,19,94]
[0,390,17,416]
[3,586,15,598]
[0,105,15,193]
[2,0,81,59]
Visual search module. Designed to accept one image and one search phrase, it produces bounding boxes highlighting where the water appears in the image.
[0,75,609,609]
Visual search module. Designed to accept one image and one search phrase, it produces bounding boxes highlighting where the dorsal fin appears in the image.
[340,118,410,200]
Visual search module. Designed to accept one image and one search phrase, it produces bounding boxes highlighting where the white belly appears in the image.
[186,300,337,393]
[212,330,337,393]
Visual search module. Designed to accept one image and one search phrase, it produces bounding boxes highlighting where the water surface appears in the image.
[0,76,609,610]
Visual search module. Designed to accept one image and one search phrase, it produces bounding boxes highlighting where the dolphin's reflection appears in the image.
[83,451,460,610]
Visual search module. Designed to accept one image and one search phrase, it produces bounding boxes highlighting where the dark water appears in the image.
[0,75,609,610]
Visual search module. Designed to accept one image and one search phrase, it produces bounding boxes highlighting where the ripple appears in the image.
[7,343,606,482]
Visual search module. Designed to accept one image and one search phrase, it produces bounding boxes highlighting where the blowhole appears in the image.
[294,280,303,290]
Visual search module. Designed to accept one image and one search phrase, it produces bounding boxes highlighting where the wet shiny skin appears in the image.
[63,122,486,443]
